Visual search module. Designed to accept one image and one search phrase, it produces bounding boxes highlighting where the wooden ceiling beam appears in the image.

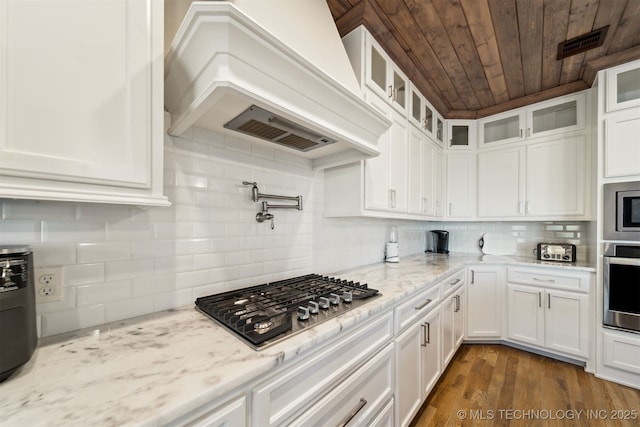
[582,45,640,85]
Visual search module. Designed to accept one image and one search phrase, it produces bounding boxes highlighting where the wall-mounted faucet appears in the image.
[242,181,302,229]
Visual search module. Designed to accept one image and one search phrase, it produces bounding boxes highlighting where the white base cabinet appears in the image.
[183,397,246,427]
[506,267,590,359]
[442,285,465,367]
[466,267,503,339]
[0,0,168,206]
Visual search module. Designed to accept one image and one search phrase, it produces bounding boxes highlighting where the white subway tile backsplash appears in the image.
[131,240,175,259]
[64,263,105,287]
[154,289,193,312]
[154,222,193,239]
[106,220,154,241]
[104,297,154,323]
[77,280,131,306]
[175,238,210,255]
[41,305,104,337]
[36,286,77,314]
[154,255,194,275]
[193,253,226,270]
[105,259,154,282]
[33,244,77,266]
[43,220,105,244]
[132,275,175,296]
[175,269,211,289]
[3,200,76,220]
[78,242,131,263]
[0,220,42,244]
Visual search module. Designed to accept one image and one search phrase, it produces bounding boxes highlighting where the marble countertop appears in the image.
[0,253,594,427]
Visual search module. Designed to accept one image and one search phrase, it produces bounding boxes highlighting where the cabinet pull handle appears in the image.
[388,85,393,99]
[471,270,475,284]
[538,292,542,307]
[527,128,531,137]
[392,189,396,208]
[415,298,433,310]
[520,128,523,138]
[455,295,460,312]
[533,277,555,283]
[518,201,524,215]
[448,202,452,216]
[339,398,367,427]
[449,278,461,287]
[525,201,530,214]
[548,293,551,309]
[425,322,431,344]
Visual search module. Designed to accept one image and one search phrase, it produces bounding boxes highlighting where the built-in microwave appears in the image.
[603,181,640,241]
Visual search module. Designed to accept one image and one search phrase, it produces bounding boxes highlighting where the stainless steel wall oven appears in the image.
[604,244,640,334]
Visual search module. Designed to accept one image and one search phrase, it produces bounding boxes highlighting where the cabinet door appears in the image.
[0,0,152,188]
[506,284,544,347]
[388,109,408,212]
[544,289,588,358]
[407,127,424,215]
[441,293,456,367]
[433,145,444,217]
[364,94,391,211]
[477,147,525,217]
[467,268,502,339]
[527,93,584,139]
[365,35,390,101]
[447,120,476,150]
[525,135,586,217]
[604,108,640,178]
[453,286,465,348]
[446,153,476,218]
[421,307,442,399]
[606,60,640,112]
[395,322,423,427]
[479,110,525,147]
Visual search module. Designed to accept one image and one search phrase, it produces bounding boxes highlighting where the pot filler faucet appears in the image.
[242,181,303,229]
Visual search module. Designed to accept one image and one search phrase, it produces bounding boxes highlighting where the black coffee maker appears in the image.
[426,230,449,254]
[0,245,37,382]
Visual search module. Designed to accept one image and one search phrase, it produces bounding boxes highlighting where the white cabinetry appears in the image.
[183,397,246,427]
[343,26,408,114]
[477,134,588,219]
[0,0,168,206]
[445,153,476,218]
[466,267,503,339]
[408,126,444,217]
[604,108,640,178]
[606,60,640,112]
[253,313,392,426]
[447,120,476,150]
[409,84,436,140]
[441,282,465,367]
[506,267,590,359]
[479,93,585,147]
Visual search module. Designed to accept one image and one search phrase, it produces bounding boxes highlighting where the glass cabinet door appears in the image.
[436,117,444,144]
[527,93,584,139]
[392,70,407,109]
[424,105,434,135]
[370,44,387,93]
[411,91,421,123]
[606,60,640,112]
[447,120,476,150]
[479,111,524,147]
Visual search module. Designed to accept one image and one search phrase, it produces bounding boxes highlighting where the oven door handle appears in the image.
[605,256,640,267]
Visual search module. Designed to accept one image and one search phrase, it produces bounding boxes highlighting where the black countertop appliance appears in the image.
[427,230,450,254]
[0,245,37,382]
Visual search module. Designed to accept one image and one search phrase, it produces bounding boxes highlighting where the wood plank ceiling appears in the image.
[327,0,640,119]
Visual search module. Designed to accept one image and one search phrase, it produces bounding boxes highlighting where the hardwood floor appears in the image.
[410,344,640,427]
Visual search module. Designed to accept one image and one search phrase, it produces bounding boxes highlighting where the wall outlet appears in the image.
[34,267,63,303]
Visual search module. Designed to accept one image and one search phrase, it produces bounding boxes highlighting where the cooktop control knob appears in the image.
[297,306,309,321]
[343,290,353,303]
[329,293,340,305]
[318,296,330,309]
[308,301,319,314]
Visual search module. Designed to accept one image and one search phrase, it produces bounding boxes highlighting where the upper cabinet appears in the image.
[479,93,585,148]
[446,120,476,150]
[409,84,436,140]
[606,60,640,112]
[342,27,409,115]
[0,0,168,206]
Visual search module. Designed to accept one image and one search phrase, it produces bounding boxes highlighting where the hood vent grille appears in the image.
[225,105,337,152]
[557,26,609,60]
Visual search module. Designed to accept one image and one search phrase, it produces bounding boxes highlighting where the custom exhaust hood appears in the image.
[164,1,391,170]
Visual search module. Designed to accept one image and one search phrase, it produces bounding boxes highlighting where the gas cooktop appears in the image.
[195,274,380,349]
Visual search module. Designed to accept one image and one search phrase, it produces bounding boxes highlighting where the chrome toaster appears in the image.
[536,243,577,263]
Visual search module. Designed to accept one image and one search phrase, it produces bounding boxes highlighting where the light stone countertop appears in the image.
[0,253,595,427]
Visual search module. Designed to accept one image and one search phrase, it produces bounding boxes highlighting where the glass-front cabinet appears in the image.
[479,92,585,147]
[447,120,476,150]
[365,33,408,114]
[409,83,436,139]
[606,60,640,112]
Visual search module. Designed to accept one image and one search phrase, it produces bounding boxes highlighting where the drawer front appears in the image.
[507,267,590,292]
[603,331,640,375]
[289,344,394,427]
[395,283,441,334]
[442,269,466,298]
[253,312,393,427]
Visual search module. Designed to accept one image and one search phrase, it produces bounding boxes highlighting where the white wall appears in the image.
[0,129,593,337]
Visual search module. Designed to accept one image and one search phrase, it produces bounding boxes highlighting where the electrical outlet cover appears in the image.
[34,267,63,303]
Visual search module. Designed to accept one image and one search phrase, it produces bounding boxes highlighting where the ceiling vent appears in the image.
[557,26,609,60]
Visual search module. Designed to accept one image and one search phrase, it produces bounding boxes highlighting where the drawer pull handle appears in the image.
[339,398,367,427]
[415,298,433,310]
[533,277,555,283]
[449,278,462,286]
[548,293,551,309]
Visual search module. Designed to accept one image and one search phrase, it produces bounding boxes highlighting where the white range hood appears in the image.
[164,1,391,170]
